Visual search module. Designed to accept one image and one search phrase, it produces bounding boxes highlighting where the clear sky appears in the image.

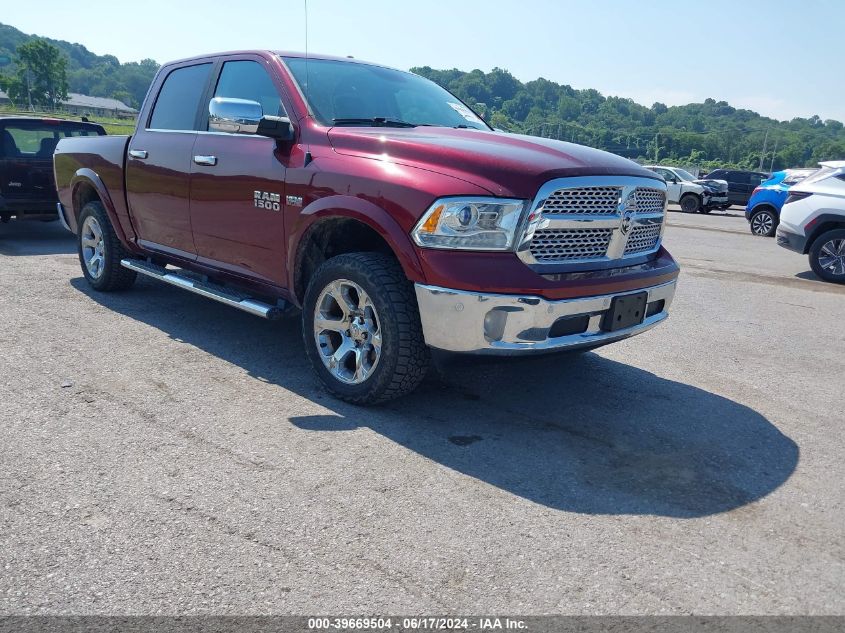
[5,0,843,123]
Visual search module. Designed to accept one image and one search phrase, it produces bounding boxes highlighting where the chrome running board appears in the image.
[120,258,283,320]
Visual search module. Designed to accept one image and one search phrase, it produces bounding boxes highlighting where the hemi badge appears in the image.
[286,195,303,207]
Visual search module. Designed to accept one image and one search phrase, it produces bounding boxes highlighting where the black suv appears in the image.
[702,169,769,207]
[1,116,105,223]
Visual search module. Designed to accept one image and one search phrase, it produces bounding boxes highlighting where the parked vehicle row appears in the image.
[50,50,680,404]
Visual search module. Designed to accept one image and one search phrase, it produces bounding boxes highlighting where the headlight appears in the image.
[411,197,528,250]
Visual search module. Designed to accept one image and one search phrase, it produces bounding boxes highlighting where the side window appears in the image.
[213,60,285,123]
[149,63,213,131]
[654,168,674,181]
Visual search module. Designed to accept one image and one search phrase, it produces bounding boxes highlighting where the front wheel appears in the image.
[809,229,845,284]
[679,194,700,213]
[302,252,430,404]
[749,209,777,237]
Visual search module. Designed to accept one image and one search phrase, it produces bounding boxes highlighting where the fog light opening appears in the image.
[483,309,509,342]
[548,315,590,338]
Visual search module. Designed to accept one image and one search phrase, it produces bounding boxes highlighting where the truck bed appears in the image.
[54,135,132,234]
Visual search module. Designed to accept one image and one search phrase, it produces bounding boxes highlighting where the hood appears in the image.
[326,126,660,198]
[695,178,728,193]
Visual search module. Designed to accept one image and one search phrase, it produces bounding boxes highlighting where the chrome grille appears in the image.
[634,188,666,214]
[519,177,667,267]
[542,186,621,215]
[529,228,614,262]
[624,222,663,255]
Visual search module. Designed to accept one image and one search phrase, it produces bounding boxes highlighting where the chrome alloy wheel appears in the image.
[818,238,845,276]
[80,215,105,279]
[751,212,774,236]
[313,279,383,384]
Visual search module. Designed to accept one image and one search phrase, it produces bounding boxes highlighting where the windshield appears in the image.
[674,168,697,182]
[283,57,490,130]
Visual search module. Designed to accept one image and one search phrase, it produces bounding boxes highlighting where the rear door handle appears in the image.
[193,155,217,166]
[128,149,148,159]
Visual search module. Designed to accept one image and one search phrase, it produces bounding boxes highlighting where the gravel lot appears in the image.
[0,207,842,615]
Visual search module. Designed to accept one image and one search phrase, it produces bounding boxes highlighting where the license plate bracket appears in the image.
[601,291,648,332]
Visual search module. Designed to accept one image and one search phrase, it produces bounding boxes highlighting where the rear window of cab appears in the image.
[0,122,105,158]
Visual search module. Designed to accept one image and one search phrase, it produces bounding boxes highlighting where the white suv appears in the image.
[644,165,728,213]
[777,161,845,283]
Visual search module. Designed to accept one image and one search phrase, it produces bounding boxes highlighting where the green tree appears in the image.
[7,39,68,108]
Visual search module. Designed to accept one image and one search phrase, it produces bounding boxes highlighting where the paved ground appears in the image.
[0,208,842,615]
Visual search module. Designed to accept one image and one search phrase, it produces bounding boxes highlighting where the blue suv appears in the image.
[746,169,816,236]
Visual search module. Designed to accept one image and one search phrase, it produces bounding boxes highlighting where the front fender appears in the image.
[287,194,425,295]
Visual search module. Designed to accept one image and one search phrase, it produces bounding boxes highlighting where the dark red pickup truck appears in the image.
[54,50,679,404]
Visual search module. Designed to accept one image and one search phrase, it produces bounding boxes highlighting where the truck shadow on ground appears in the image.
[73,276,799,519]
[0,220,76,256]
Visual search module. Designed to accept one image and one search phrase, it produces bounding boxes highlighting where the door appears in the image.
[654,167,681,203]
[726,171,748,205]
[189,59,289,286]
[126,62,213,258]
[745,173,767,205]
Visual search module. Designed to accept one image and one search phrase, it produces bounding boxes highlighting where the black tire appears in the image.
[809,229,845,284]
[680,194,700,213]
[77,201,137,291]
[302,252,430,404]
[749,208,777,237]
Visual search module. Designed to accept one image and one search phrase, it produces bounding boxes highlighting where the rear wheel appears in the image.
[809,229,845,284]
[302,252,430,404]
[679,194,700,213]
[77,201,137,291]
[749,209,777,237]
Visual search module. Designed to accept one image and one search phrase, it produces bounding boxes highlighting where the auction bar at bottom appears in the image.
[0,617,842,633]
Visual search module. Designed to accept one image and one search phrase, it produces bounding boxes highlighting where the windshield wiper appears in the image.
[332,117,417,128]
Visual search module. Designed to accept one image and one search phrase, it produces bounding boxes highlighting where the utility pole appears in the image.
[758,128,770,172]
[654,132,659,163]
[25,68,33,111]
[769,137,779,173]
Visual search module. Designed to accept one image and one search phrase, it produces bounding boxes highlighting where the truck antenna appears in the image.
[303,0,312,166]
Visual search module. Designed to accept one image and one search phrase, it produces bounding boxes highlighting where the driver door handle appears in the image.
[193,155,217,166]
[128,149,148,159]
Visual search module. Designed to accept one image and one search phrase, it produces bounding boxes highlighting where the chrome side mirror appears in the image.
[209,97,262,134]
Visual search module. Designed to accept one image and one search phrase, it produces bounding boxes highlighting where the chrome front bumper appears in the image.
[414,280,676,354]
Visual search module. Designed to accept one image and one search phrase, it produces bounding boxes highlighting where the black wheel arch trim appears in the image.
[806,214,845,254]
